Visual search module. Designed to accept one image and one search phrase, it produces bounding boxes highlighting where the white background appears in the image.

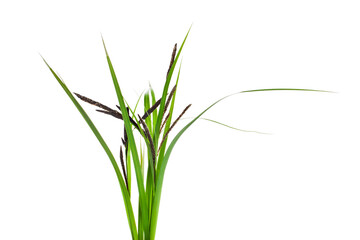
[1,1,359,239]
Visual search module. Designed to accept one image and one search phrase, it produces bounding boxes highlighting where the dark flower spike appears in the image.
[124,108,129,144]
[138,114,156,177]
[160,112,170,133]
[158,104,191,152]
[96,109,123,119]
[74,93,139,130]
[73,93,127,124]
[142,84,176,120]
[74,92,114,112]
[158,84,177,130]
[95,109,140,130]
[167,43,177,77]
[120,146,128,191]
[115,105,140,130]
[142,97,162,120]
[163,84,177,117]
[94,108,139,131]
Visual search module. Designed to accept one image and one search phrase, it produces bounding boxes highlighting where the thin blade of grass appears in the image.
[101,38,149,238]
[42,58,138,240]
[156,62,182,175]
[154,26,192,147]
[142,88,159,224]
[138,141,145,240]
[144,91,152,136]
[150,87,331,240]
[126,144,132,196]
[74,92,114,112]
[142,90,157,230]
[150,86,158,134]
[134,90,146,113]
[200,118,270,134]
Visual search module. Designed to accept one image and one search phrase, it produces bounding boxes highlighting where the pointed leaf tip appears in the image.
[101,35,109,56]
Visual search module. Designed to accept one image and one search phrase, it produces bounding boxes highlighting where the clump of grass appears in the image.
[42,27,330,240]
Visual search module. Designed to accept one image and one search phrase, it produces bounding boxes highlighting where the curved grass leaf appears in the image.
[200,118,270,134]
[149,88,331,240]
[42,57,138,240]
[101,38,149,239]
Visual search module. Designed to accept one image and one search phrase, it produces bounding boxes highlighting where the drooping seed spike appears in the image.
[74,92,114,112]
[75,93,139,130]
[116,105,140,130]
[142,97,162,119]
[96,109,123,119]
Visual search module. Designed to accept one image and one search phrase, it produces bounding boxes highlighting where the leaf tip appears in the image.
[101,34,109,56]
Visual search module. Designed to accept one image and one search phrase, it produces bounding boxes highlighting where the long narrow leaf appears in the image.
[154,26,192,147]
[42,57,138,240]
[200,118,270,134]
[150,86,158,134]
[156,62,182,174]
[101,39,149,238]
[150,88,331,240]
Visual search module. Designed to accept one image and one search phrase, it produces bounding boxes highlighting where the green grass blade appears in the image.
[150,86,158,134]
[126,146,132,197]
[42,57,138,240]
[156,62,182,173]
[142,90,156,223]
[149,88,331,240]
[101,39,149,238]
[240,88,334,93]
[154,26,192,146]
[138,139,145,240]
[124,95,144,202]
[145,162,154,217]
[144,90,152,135]
[138,202,143,240]
[134,90,146,113]
[199,118,270,134]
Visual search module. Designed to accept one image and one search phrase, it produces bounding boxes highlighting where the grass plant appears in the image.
[43,27,330,240]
